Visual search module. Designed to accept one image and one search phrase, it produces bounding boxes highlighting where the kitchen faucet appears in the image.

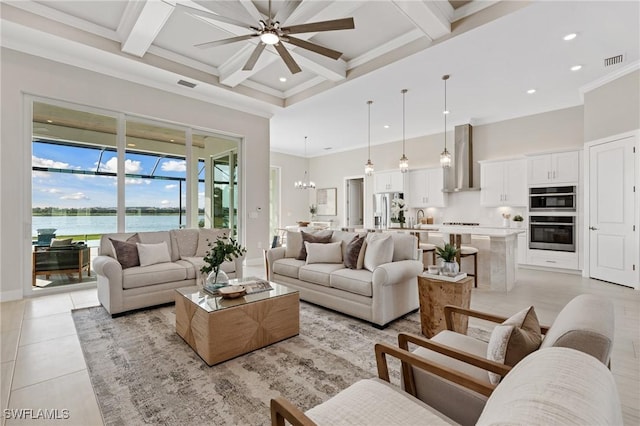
[416,209,425,225]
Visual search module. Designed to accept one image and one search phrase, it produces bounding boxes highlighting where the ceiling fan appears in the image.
[177,0,355,74]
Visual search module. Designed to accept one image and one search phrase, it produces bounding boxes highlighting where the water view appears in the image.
[32,215,200,238]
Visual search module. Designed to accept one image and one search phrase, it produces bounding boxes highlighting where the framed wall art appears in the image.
[316,187,337,216]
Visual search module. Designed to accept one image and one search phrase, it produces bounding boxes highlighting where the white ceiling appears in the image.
[1,1,639,157]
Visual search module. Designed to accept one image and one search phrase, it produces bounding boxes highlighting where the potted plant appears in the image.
[200,236,246,287]
[436,243,460,276]
[513,214,524,228]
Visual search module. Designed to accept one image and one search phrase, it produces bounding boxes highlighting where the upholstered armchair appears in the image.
[397,294,615,426]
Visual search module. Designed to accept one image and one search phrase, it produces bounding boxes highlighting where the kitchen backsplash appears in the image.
[409,191,527,227]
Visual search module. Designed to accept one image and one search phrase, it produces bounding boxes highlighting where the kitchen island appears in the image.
[387,225,525,291]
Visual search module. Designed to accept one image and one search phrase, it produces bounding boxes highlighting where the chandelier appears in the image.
[295,136,316,189]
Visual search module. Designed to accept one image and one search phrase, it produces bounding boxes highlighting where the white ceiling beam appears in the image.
[391,0,452,41]
[119,0,174,57]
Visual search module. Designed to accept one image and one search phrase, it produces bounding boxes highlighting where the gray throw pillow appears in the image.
[344,235,366,269]
[109,233,140,269]
[297,230,333,260]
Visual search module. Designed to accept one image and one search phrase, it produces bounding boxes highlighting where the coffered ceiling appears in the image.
[1,1,639,156]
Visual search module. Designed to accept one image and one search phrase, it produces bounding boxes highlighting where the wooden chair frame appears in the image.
[271,342,501,426]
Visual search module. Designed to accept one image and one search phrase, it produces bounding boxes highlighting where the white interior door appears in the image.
[589,135,638,288]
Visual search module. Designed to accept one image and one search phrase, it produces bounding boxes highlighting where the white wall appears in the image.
[584,69,640,142]
[0,48,270,300]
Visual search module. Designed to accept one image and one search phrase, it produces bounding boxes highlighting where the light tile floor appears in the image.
[1,266,638,425]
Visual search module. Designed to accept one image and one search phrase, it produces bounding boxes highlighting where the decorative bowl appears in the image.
[297,221,310,227]
[218,285,246,299]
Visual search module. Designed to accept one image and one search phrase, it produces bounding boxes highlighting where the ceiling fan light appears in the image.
[440,148,452,168]
[260,31,279,45]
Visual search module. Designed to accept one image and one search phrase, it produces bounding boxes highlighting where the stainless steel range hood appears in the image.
[443,123,479,193]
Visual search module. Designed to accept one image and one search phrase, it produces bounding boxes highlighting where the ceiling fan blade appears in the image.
[274,43,302,74]
[284,36,343,60]
[176,4,254,29]
[274,0,302,24]
[195,34,257,49]
[243,43,266,71]
[282,17,355,34]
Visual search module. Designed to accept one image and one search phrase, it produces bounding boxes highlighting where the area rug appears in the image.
[72,303,489,425]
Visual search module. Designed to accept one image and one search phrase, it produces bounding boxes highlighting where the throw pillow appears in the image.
[305,241,343,264]
[344,235,366,269]
[137,241,172,267]
[363,233,394,272]
[196,228,229,257]
[297,230,333,260]
[109,234,140,269]
[486,306,542,384]
[50,238,73,247]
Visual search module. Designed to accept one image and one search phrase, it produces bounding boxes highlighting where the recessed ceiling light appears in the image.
[170,139,175,142]
[383,125,390,129]
[127,143,136,147]
[443,110,450,115]
[563,33,577,41]
[279,77,287,82]
[46,120,53,123]
[570,65,582,71]
[527,89,536,94]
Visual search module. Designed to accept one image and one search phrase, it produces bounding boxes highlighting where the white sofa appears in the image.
[93,228,245,315]
[265,230,423,327]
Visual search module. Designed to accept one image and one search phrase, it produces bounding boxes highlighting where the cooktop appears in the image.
[442,222,480,226]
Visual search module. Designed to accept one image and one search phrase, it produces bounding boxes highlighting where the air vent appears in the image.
[604,54,624,67]
[177,79,197,88]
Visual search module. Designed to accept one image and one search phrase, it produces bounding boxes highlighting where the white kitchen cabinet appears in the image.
[374,170,405,193]
[528,151,580,185]
[407,168,446,207]
[527,249,579,270]
[480,159,527,207]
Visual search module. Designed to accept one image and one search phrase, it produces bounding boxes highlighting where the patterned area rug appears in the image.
[72,302,488,425]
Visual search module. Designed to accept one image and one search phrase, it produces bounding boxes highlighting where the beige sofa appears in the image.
[265,230,423,327]
[93,228,245,315]
[272,346,622,425]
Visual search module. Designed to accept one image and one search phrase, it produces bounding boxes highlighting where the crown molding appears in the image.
[579,60,640,100]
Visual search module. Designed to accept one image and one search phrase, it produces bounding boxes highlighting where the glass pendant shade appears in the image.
[440,148,452,168]
[364,159,374,176]
[399,154,409,173]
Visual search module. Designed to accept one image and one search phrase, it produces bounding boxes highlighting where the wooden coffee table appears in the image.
[175,279,299,366]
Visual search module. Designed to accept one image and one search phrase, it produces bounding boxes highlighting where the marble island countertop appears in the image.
[385,225,525,237]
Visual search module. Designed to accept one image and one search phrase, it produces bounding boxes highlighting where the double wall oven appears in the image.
[529,186,576,252]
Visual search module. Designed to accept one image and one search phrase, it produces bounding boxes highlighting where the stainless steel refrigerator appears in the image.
[373,192,402,229]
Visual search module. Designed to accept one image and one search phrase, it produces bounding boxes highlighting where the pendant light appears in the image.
[399,89,409,173]
[295,136,316,189]
[440,75,452,168]
[364,100,374,176]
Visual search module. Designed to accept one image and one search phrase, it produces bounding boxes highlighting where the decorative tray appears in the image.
[422,272,468,282]
[217,285,247,298]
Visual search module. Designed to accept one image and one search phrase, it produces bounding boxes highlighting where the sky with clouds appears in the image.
[32,142,205,209]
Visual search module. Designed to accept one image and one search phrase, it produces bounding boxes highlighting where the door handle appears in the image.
[589,226,599,230]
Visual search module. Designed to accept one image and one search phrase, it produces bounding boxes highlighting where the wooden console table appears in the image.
[417,275,473,338]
